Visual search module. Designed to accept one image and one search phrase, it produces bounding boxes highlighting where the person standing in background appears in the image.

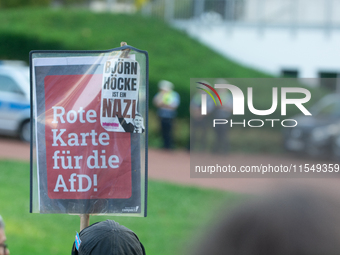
[153,80,180,149]
[190,81,216,152]
[213,79,233,154]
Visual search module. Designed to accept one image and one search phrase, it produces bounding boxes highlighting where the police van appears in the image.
[0,61,30,142]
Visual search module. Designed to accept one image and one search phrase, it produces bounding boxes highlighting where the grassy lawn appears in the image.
[0,8,328,151]
[0,160,244,255]
[0,7,269,119]
[0,8,326,152]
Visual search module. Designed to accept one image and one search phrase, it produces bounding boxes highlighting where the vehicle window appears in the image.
[315,100,340,118]
[0,75,23,94]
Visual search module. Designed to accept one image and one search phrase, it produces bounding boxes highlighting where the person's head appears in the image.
[133,114,143,129]
[158,80,173,92]
[0,216,9,255]
[192,188,340,255]
[72,220,145,255]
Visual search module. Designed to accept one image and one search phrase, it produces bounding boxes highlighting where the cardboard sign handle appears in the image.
[80,214,90,231]
[120,41,131,58]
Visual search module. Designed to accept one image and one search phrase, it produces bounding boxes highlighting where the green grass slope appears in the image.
[0,8,269,117]
[0,160,244,255]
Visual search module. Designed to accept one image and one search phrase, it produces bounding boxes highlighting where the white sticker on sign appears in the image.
[100,57,140,132]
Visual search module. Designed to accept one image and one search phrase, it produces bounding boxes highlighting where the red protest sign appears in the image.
[31,48,148,215]
[44,74,132,199]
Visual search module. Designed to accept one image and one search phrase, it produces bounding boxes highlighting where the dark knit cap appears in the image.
[71,220,145,255]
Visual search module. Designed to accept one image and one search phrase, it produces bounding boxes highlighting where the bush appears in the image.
[0,0,51,8]
[58,0,89,6]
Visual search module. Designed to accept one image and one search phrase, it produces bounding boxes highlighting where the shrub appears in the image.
[0,0,51,8]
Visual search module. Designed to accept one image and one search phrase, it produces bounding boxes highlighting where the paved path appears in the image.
[1,137,339,195]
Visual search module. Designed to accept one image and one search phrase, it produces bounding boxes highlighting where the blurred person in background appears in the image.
[0,216,9,255]
[153,80,180,149]
[213,79,233,154]
[190,81,215,152]
[191,188,340,255]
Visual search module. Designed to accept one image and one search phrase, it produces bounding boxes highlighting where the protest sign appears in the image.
[30,46,148,216]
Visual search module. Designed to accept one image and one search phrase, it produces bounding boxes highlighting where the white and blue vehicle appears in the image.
[283,94,340,160]
[0,62,30,142]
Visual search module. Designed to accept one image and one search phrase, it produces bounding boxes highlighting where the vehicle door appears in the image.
[0,74,30,132]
